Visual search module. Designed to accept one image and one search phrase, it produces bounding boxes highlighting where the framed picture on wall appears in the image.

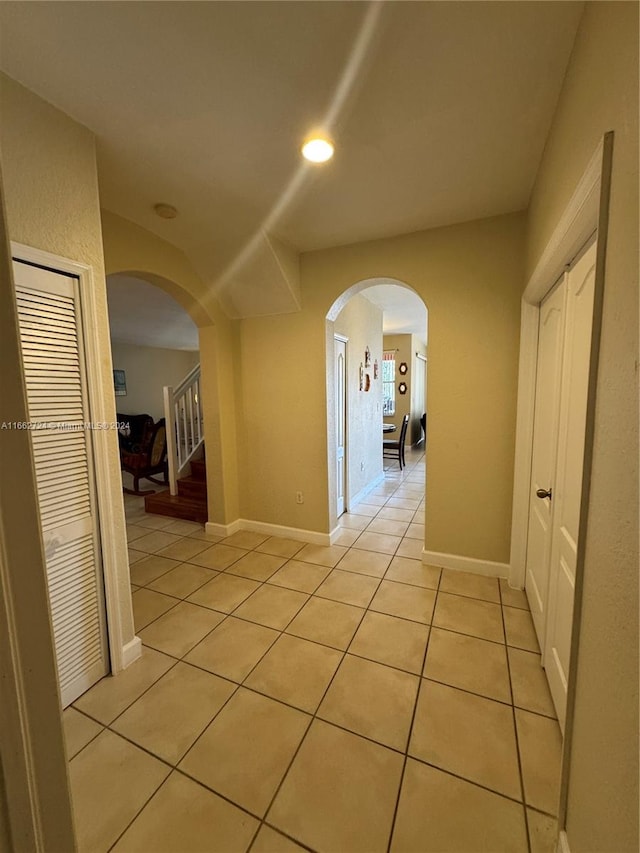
[113,369,127,396]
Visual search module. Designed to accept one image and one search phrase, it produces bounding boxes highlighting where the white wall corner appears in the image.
[121,636,142,669]
[422,549,509,579]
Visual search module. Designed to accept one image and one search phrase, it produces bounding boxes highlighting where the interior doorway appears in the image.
[334,335,348,517]
[326,278,428,533]
[105,272,203,509]
[525,236,597,730]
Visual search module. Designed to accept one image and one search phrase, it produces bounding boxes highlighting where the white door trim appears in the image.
[334,334,349,516]
[10,241,139,675]
[509,139,604,589]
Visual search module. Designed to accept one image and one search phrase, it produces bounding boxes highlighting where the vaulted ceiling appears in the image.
[0,1,584,318]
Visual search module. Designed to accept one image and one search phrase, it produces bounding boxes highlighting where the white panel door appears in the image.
[525,276,567,646]
[544,241,596,730]
[13,260,109,708]
[335,337,347,517]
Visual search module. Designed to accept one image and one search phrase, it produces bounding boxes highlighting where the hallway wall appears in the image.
[0,73,136,654]
[526,3,639,850]
[0,72,123,848]
[334,294,384,506]
[238,211,525,564]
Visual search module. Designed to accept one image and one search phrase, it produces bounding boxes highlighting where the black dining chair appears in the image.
[383,413,410,469]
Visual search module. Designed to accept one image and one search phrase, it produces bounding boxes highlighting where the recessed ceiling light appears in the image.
[154,203,178,219]
[301,138,334,163]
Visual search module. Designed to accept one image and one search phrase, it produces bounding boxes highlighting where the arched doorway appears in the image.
[106,269,205,504]
[326,277,428,534]
[103,262,234,531]
[107,273,200,415]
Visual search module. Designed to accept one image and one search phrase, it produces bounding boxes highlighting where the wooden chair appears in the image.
[383,413,410,469]
[117,413,154,454]
[120,418,168,496]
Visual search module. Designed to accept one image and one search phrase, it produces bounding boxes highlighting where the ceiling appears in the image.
[0,1,584,319]
[106,274,423,351]
[362,283,428,346]
[107,275,199,351]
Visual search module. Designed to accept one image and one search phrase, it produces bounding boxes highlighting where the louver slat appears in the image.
[15,269,108,708]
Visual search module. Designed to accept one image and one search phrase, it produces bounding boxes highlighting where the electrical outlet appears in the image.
[296,491,304,504]
[360,461,365,472]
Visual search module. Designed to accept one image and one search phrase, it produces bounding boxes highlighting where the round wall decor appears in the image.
[398,362,408,375]
[398,382,407,395]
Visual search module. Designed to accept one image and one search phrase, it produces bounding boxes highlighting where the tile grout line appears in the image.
[384,564,442,853]
[96,568,563,832]
[93,459,436,849]
[500,581,533,853]
[244,548,393,850]
[162,535,375,801]
[106,771,173,852]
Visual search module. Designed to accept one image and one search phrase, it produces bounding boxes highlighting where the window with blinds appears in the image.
[382,351,396,415]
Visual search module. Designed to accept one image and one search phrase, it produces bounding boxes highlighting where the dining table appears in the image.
[382,423,396,433]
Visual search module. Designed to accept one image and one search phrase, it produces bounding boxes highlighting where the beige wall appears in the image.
[0,74,105,848]
[383,334,412,433]
[101,210,242,524]
[0,764,10,852]
[383,333,426,445]
[0,74,137,649]
[526,3,639,850]
[111,342,199,422]
[335,294,384,504]
[238,212,525,562]
[1,185,76,853]
[411,337,427,446]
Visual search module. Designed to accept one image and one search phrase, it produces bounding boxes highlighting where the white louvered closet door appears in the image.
[13,260,109,708]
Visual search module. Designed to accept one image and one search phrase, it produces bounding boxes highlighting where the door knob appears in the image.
[536,488,552,500]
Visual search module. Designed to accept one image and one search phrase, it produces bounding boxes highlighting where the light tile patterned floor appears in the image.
[66,449,561,852]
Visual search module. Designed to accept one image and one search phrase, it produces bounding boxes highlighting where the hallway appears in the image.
[64,449,561,853]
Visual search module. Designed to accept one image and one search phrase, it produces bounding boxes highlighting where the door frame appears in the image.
[11,241,140,676]
[334,333,349,516]
[508,133,613,831]
[509,137,607,588]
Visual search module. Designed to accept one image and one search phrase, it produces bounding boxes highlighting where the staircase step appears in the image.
[190,459,206,481]
[178,476,207,500]
[144,490,208,524]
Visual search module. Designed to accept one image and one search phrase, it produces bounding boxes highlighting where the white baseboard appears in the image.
[239,518,331,546]
[422,549,509,579]
[205,519,242,538]
[207,518,331,546]
[557,830,570,853]
[121,636,142,669]
[349,473,385,509]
